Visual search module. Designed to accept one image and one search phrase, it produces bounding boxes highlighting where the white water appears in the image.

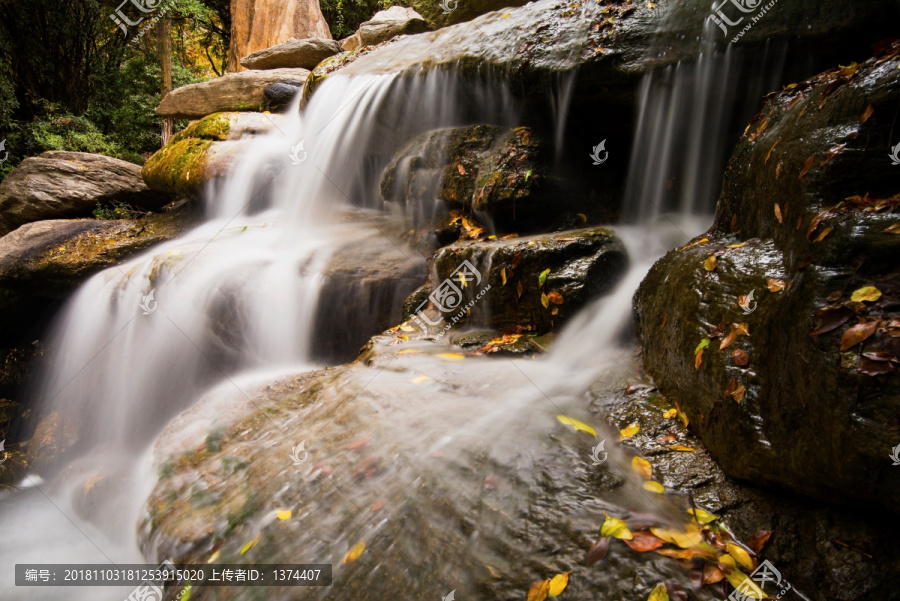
[1,53,732,598]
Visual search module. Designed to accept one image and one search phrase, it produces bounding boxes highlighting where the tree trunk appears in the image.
[157,17,174,147]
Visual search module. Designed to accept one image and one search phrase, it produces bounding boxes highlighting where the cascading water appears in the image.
[2,36,771,601]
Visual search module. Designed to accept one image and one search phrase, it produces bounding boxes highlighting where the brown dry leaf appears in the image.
[547,291,564,304]
[720,323,749,350]
[624,531,666,552]
[517,281,524,299]
[748,118,768,142]
[814,226,833,242]
[731,214,738,232]
[774,203,783,223]
[885,223,900,234]
[585,537,610,566]
[809,306,854,336]
[703,564,726,585]
[767,278,786,292]
[799,154,815,179]
[632,456,653,479]
[775,160,783,179]
[860,104,875,123]
[732,382,746,403]
[820,143,846,166]
[732,349,750,366]
[733,323,750,336]
[747,530,773,555]
[765,140,779,164]
[859,357,895,376]
[840,321,880,351]
[694,348,704,370]
[703,255,717,271]
[669,444,697,452]
[527,579,551,601]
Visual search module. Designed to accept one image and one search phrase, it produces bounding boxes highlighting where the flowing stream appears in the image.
[0,45,758,599]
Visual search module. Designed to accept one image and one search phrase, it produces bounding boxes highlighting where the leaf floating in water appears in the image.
[725,543,756,571]
[556,415,597,437]
[850,286,882,303]
[774,203,783,223]
[527,579,551,601]
[703,255,717,271]
[799,154,815,179]
[647,583,669,601]
[600,513,633,540]
[625,530,666,551]
[277,509,292,520]
[840,320,879,351]
[642,480,665,494]
[240,534,260,556]
[343,542,366,564]
[650,526,703,549]
[620,422,640,439]
[585,536,610,565]
[438,353,465,360]
[687,508,719,524]
[548,573,569,596]
[632,456,653,479]
[767,278,786,292]
[539,268,551,286]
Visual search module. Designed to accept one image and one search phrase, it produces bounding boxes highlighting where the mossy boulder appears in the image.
[411,226,627,335]
[634,42,900,511]
[142,112,280,199]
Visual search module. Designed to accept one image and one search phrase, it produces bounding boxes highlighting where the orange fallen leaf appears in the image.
[860,104,875,123]
[624,531,666,552]
[457,164,466,175]
[840,321,879,351]
[774,204,783,223]
[343,541,366,564]
[632,456,653,479]
[527,579,550,601]
[547,291,564,304]
[799,154,815,179]
[767,278,786,292]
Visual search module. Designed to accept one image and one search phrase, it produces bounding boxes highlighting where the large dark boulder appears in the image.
[634,42,900,511]
[0,151,173,236]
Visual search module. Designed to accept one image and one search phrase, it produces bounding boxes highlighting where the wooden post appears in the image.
[157,17,174,147]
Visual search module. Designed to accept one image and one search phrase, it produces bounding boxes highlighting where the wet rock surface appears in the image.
[341,6,429,52]
[408,0,530,30]
[156,69,310,119]
[634,43,900,511]
[240,37,343,71]
[0,151,173,236]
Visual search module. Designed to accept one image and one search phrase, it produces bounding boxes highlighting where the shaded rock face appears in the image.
[227,0,331,72]
[634,43,900,511]
[142,112,281,199]
[155,69,309,119]
[382,125,583,234]
[240,37,343,70]
[341,6,429,52]
[418,227,627,335]
[408,0,530,30]
[0,151,172,236]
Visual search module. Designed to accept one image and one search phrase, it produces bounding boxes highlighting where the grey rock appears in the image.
[240,37,343,70]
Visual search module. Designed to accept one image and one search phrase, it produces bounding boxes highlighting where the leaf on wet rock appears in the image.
[726,543,756,571]
[687,508,719,524]
[732,349,749,366]
[539,268,551,286]
[624,530,666,552]
[600,513,634,540]
[585,536,610,566]
[620,422,640,439]
[517,281,524,299]
[860,103,875,123]
[774,203,783,223]
[240,534,261,555]
[720,324,749,350]
[775,160,783,179]
[809,306,854,336]
[767,278,786,292]
[799,154,815,179]
[438,353,465,360]
[747,530,773,554]
[647,583,669,601]
[850,286,882,303]
[695,338,711,354]
[703,255,717,271]
[663,408,677,419]
[527,579,551,601]
[642,481,666,494]
[669,444,697,452]
[632,456,653,479]
[694,348,704,369]
[556,415,597,437]
[765,140,779,163]
[703,564,725,585]
[650,527,702,549]
[859,357,895,376]
[342,541,366,564]
[541,292,550,309]
[501,268,507,285]
[813,225,832,242]
[840,320,880,351]
[548,573,569,596]
[679,237,709,251]
[277,509,292,520]
[885,223,900,234]
[728,381,746,403]
[547,291,564,304]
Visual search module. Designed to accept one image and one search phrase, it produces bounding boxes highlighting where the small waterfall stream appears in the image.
[1,42,761,600]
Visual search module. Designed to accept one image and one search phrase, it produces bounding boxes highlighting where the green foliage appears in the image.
[319,0,401,40]
[93,202,141,220]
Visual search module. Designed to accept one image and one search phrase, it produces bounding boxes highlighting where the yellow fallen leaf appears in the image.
[548,572,569,596]
[717,555,761,596]
[632,456,652,479]
[277,509,292,520]
[501,268,507,286]
[648,583,669,601]
[410,375,429,383]
[438,353,465,360]
[397,349,419,354]
[342,541,366,564]
[620,422,640,439]
[240,534,260,555]
[851,286,882,302]
[679,237,709,251]
[703,255,717,271]
[541,292,550,309]
[600,513,633,540]
[662,408,677,419]
[650,527,702,549]
[643,481,665,493]
[556,415,597,437]
[669,444,696,452]
[207,551,220,564]
[726,542,755,571]
[527,579,550,601]
[687,508,719,524]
